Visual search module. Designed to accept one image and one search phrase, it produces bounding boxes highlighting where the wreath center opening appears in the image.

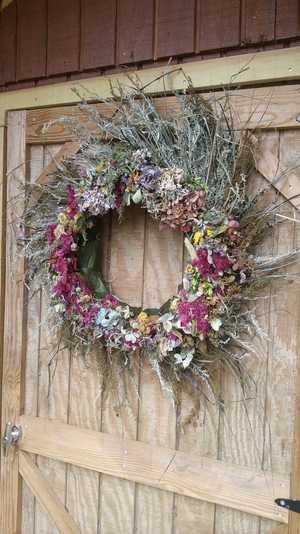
[99,203,183,310]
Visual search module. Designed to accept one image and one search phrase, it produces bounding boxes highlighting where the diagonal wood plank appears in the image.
[27,141,80,210]
[19,451,81,534]
[268,524,288,534]
[35,140,79,185]
[253,134,300,209]
[19,414,290,523]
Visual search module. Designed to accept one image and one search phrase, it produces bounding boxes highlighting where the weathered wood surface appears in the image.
[3,118,298,533]
[1,0,300,88]
[0,111,26,534]
[25,85,300,144]
[19,415,290,523]
[19,451,81,534]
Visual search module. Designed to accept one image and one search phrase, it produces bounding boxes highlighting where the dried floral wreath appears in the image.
[17,73,299,408]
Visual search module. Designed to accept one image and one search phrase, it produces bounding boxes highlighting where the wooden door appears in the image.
[1,103,300,534]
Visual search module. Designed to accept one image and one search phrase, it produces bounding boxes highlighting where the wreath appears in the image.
[18,73,299,407]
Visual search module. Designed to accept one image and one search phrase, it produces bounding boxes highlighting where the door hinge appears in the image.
[2,422,21,457]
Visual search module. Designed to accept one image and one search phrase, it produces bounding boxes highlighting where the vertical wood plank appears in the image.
[289,333,300,534]
[117,0,154,64]
[142,218,183,308]
[66,209,110,534]
[99,203,142,533]
[47,0,80,76]
[276,0,300,40]
[109,204,146,306]
[157,0,196,58]
[137,360,176,533]
[67,353,102,534]
[34,295,69,534]
[34,144,70,534]
[278,130,300,534]
[176,397,218,533]
[0,125,6,468]
[0,0,17,83]
[260,133,299,533]
[21,144,44,534]
[213,134,283,534]
[245,0,275,44]
[80,0,117,70]
[16,0,47,81]
[136,214,181,533]
[0,110,26,533]
[199,0,240,52]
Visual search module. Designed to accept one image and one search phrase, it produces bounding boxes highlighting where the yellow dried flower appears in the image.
[74,212,82,223]
[139,324,151,334]
[57,213,69,225]
[185,264,194,274]
[138,311,147,322]
[193,231,202,245]
[206,226,213,236]
[96,162,108,171]
[171,298,180,310]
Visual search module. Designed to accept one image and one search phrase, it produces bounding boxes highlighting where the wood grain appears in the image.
[36,142,80,185]
[261,132,300,533]
[99,202,140,533]
[21,144,43,534]
[80,0,116,70]
[253,134,300,210]
[47,0,80,75]
[25,84,300,145]
[157,0,196,58]
[0,0,17,83]
[109,204,146,307]
[280,132,300,534]
[142,216,183,308]
[199,0,240,51]
[33,144,71,534]
[0,110,26,534]
[276,0,300,40]
[176,385,218,533]
[245,0,275,44]
[19,451,81,534]
[16,0,47,81]
[63,351,102,534]
[268,525,288,534]
[19,414,290,523]
[117,0,154,64]
[288,328,300,534]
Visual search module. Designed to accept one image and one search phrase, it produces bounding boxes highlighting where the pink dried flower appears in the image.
[46,224,56,244]
[178,297,209,338]
[167,332,178,340]
[102,294,118,308]
[212,252,230,272]
[67,185,78,217]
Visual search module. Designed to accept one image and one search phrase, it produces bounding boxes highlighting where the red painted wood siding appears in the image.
[0,0,299,89]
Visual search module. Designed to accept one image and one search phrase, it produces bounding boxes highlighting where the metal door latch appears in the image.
[275,498,300,515]
[2,422,21,457]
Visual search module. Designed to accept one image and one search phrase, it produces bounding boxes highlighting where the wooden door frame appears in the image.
[1,48,300,534]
